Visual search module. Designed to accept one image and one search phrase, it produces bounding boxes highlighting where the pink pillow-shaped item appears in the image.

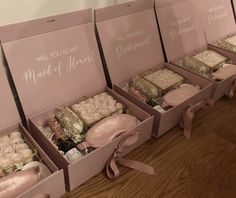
[85,114,140,148]
[162,84,200,107]
[213,64,236,80]
[0,167,40,198]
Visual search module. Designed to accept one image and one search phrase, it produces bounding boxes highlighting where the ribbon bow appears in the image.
[106,132,155,179]
[180,99,213,139]
[225,79,236,98]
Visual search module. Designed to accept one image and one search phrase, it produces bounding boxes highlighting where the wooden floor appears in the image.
[62,97,236,198]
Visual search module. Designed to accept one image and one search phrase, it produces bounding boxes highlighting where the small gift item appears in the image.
[216,40,236,52]
[178,56,211,78]
[65,148,83,163]
[144,68,185,94]
[212,64,236,80]
[54,106,85,143]
[48,118,68,141]
[153,105,166,113]
[162,84,200,107]
[48,118,79,154]
[217,35,236,52]
[225,35,236,47]
[0,167,40,198]
[83,114,140,149]
[71,92,124,126]
[129,76,160,98]
[193,50,227,71]
[177,50,228,79]
[128,86,149,102]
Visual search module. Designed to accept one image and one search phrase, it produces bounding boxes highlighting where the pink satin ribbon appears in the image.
[180,99,213,139]
[225,79,236,98]
[77,142,90,150]
[106,132,155,179]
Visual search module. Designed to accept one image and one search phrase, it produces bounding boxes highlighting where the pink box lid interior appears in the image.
[95,0,164,84]
[0,58,19,129]
[192,0,236,44]
[0,9,107,117]
[155,0,207,61]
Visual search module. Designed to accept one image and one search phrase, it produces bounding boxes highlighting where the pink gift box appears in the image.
[95,0,214,138]
[0,9,153,191]
[156,0,236,101]
[0,56,65,197]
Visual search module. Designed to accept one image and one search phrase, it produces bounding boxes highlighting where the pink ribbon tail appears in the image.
[106,157,120,179]
[180,101,208,139]
[183,105,195,139]
[106,132,155,179]
[77,142,90,150]
[225,79,236,98]
[119,158,155,176]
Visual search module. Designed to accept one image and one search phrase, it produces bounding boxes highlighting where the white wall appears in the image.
[0,0,133,26]
[0,0,133,66]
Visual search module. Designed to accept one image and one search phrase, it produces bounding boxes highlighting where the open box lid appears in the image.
[0,53,19,129]
[95,0,164,85]
[155,0,207,62]
[0,9,106,118]
[191,0,236,44]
